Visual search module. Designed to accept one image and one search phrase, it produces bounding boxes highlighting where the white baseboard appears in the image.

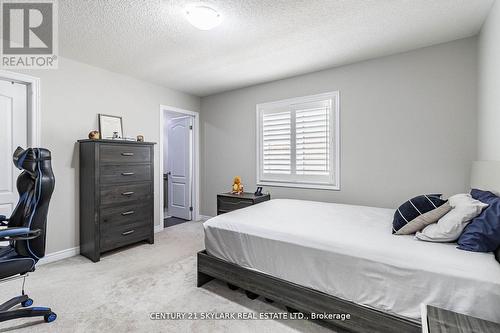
[198,215,213,221]
[39,225,164,265]
[38,246,80,265]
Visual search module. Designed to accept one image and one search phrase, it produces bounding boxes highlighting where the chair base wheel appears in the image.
[227,283,239,290]
[44,312,57,323]
[245,290,259,300]
[21,298,33,307]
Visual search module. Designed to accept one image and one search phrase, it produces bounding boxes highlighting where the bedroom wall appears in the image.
[14,57,200,254]
[199,37,478,216]
[478,0,500,160]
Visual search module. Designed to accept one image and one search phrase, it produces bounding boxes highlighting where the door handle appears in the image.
[121,152,134,156]
[121,191,134,196]
[121,210,135,216]
[122,230,135,236]
[121,172,135,176]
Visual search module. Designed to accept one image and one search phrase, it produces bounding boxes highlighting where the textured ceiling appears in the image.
[59,0,494,96]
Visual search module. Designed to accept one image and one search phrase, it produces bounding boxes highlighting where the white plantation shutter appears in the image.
[262,110,291,174]
[257,92,339,189]
[295,100,330,177]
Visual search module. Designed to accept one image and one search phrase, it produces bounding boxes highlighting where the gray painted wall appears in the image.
[478,0,500,160]
[199,37,478,216]
[15,57,200,254]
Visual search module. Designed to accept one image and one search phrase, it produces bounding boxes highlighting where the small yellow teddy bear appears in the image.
[231,176,244,194]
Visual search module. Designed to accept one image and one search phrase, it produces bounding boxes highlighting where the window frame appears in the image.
[256,91,340,191]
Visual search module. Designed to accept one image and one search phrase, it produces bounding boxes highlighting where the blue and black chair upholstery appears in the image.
[0,147,56,323]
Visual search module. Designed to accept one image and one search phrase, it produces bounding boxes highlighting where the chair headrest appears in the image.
[13,147,51,172]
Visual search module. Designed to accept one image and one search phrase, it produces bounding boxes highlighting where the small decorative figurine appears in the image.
[231,176,244,194]
[137,135,144,142]
[88,130,100,140]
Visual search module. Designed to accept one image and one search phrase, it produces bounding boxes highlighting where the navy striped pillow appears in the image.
[393,194,450,235]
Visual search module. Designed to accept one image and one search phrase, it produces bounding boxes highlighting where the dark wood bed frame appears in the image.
[197,250,422,333]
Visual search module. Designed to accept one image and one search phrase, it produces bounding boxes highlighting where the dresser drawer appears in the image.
[100,221,151,252]
[100,183,152,206]
[217,196,253,213]
[100,164,151,184]
[100,202,152,230]
[99,144,151,164]
[79,140,155,262]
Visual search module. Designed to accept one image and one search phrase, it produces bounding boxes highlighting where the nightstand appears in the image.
[422,305,500,333]
[217,192,271,215]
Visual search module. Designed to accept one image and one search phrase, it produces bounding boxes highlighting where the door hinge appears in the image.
[189,125,193,130]
[189,206,193,211]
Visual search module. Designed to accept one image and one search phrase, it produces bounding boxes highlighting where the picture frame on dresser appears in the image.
[98,114,124,139]
[78,139,156,262]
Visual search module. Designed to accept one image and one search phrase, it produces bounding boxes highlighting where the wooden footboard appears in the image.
[197,250,421,333]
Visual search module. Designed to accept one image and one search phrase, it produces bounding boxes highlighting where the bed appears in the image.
[197,162,500,332]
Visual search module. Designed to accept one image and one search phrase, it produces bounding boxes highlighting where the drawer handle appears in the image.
[121,152,134,156]
[121,172,135,176]
[121,191,135,196]
[121,210,135,216]
[221,200,248,205]
[122,230,135,236]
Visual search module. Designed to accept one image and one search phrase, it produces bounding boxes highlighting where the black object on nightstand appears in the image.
[217,192,270,215]
[424,305,500,333]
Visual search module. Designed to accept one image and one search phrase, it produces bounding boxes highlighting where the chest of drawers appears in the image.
[78,139,155,262]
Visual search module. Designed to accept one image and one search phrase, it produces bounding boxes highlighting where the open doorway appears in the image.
[159,105,200,230]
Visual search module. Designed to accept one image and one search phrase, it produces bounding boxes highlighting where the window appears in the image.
[256,92,340,190]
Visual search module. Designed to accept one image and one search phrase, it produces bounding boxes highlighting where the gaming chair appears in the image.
[0,147,57,323]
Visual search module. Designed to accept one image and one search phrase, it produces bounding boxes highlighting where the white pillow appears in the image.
[415,194,488,242]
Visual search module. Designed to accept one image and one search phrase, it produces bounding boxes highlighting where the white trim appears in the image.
[38,246,79,265]
[158,105,200,233]
[198,215,212,221]
[420,303,429,333]
[0,70,41,146]
[257,91,338,109]
[335,91,341,190]
[257,181,340,190]
[154,224,163,233]
[256,91,340,191]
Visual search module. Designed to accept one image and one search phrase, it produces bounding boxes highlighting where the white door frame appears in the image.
[0,70,41,147]
[159,105,200,230]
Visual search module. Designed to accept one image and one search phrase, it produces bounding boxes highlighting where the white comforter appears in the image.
[204,199,500,323]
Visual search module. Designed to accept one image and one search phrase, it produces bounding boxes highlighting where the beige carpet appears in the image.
[0,222,333,333]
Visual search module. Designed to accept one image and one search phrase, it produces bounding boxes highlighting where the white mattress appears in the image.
[204,199,500,323]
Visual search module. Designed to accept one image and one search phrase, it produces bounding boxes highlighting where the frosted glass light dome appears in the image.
[185,5,222,30]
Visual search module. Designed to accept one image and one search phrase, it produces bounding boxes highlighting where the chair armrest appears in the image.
[0,215,8,226]
[0,227,41,241]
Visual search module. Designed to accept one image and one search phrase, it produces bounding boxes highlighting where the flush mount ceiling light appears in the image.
[185,5,222,30]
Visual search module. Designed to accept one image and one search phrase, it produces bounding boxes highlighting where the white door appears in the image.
[167,116,192,220]
[0,80,28,218]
